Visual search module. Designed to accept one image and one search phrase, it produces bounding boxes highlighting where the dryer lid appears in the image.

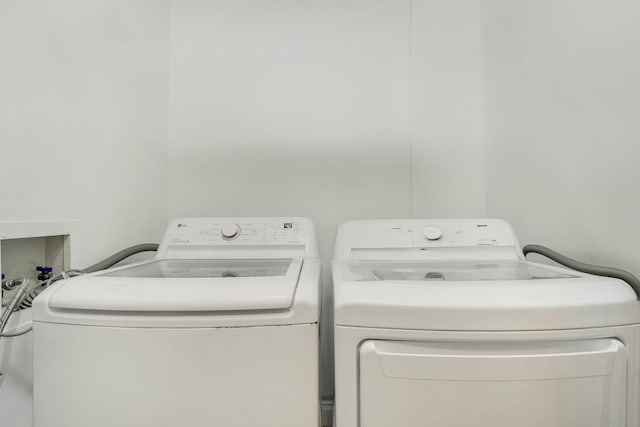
[47,258,303,313]
[333,260,640,330]
[345,260,577,282]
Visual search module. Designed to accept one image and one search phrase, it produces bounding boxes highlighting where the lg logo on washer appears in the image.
[284,223,293,229]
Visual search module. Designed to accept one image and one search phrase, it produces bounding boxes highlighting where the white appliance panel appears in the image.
[34,322,319,427]
[359,339,627,427]
[332,219,640,427]
[33,217,321,427]
[158,217,319,259]
[334,219,522,261]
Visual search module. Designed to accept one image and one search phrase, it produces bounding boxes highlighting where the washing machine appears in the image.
[333,219,640,427]
[32,217,321,427]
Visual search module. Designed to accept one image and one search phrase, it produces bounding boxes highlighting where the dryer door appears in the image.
[359,339,626,427]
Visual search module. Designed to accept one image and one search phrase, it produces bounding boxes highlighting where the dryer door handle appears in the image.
[363,339,626,381]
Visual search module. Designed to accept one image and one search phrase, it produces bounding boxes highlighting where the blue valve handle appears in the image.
[36,266,53,273]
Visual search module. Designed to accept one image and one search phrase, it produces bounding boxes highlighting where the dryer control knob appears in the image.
[423,225,443,241]
[221,223,241,240]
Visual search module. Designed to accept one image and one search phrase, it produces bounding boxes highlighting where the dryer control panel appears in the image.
[333,219,522,261]
[158,217,319,258]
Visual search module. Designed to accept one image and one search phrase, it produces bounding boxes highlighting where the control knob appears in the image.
[422,225,443,241]
[221,223,241,240]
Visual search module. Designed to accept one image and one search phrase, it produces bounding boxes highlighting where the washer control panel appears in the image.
[163,218,309,246]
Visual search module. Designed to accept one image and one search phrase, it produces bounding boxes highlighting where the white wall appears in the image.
[168,0,414,401]
[0,0,170,268]
[411,0,485,217]
[0,1,170,425]
[168,0,413,238]
[484,0,640,276]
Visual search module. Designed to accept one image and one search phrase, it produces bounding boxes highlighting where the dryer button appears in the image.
[422,225,443,241]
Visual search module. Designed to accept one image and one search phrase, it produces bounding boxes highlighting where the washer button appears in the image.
[221,223,241,240]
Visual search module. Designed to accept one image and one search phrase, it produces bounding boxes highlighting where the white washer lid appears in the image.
[47,258,302,312]
[333,260,640,331]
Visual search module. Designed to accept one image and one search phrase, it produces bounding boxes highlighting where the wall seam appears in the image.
[480,1,488,218]
[166,0,173,224]
[408,0,414,217]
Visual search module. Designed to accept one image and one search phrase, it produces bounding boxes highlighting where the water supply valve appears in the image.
[37,266,53,281]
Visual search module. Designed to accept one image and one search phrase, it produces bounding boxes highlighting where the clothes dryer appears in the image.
[333,219,640,427]
[33,217,321,427]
